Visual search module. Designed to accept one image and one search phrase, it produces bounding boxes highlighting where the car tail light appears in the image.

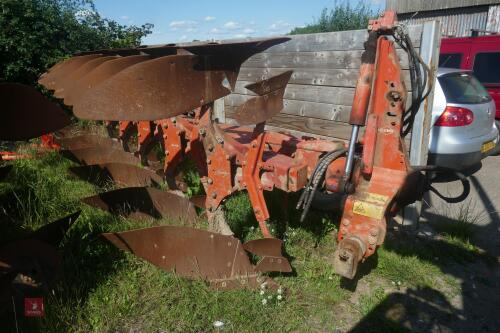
[435,106,474,127]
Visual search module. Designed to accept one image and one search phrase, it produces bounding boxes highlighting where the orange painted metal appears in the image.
[136,121,155,162]
[158,119,185,175]
[349,63,375,125]
[241,125,271,237]
[335,36,409,278]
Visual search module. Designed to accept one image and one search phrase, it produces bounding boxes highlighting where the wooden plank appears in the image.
[225,94,351,122]
[233,82,354,106]
[267,113,354,140]
[172,26,422,52]
[225,119,346,141]
[238,67,413,89]
[229,112,357,140]
[262,25,422,53]
[264,124,342,141]
[242,49,411,69]
[226,92,413,123]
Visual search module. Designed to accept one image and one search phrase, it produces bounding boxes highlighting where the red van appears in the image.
[439,34,500,122]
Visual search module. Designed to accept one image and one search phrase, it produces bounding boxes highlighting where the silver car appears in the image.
[428,68,499,170]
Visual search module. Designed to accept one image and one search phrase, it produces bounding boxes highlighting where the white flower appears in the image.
[262,298,267,305]
[277,287,283,295]
[277,295,283,301]
[397,281,402,286]
[260,282,267,290]
[268,295,273,300]
[213,320,224,328]
[260,290,265,296]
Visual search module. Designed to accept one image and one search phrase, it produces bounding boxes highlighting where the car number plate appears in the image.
[481,140,495,153]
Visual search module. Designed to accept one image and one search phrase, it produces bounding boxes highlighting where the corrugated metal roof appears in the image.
[387,0,500,13]
[398,6,491,37]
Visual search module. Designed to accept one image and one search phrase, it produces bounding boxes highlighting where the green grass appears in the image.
[0,148,481,332]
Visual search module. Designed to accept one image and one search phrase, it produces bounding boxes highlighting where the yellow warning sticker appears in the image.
[364,193,389,205]
[352,200,385,220]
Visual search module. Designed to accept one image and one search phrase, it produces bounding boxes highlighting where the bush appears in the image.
[290,0,378,35]
[0,0,153,84]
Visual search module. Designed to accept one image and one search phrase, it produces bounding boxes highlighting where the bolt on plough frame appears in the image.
[1,11,469,296]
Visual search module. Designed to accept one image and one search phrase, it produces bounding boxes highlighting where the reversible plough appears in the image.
[1,11,470,302]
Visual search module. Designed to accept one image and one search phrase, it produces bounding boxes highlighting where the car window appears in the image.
[438,72,492,104]
[439,53,462,68]
[473,52,500,84]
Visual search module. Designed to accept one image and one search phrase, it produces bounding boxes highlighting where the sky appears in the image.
[93,0,385,45]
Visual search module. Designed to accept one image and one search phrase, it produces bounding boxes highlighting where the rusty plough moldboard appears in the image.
[0,11,462,298]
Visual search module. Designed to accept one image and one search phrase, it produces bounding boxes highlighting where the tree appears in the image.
[0,0,153,84]
[290,0,378,35]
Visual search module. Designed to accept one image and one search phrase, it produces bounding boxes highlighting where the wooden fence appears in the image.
[222,26,424,140]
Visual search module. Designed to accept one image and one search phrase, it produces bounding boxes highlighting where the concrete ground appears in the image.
[422,153,500,257]
[418,153,500,332]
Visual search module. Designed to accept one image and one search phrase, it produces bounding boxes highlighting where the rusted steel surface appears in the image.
[243,238,292,273]
[0,83,70,141]
[60,146,140,165]
[63,55,151,106]
[53,56,118,99]
[69,163,163,188]
[82,187,198,221]
[73,55,232,121]
[37,38,290,122]
[233,71,292,125]
[243,238,285,257]
[38,54,102,89]
[102,226,277,290]
[254,256,292,273]
[56,134,122,150]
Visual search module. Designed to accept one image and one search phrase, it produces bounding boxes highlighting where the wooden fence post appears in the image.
[213,97,225,123]
[402,20,442,230]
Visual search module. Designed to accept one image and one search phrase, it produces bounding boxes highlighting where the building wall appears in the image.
[387,0,500,13]
[398,6,490,37]
[487,4,500,31]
